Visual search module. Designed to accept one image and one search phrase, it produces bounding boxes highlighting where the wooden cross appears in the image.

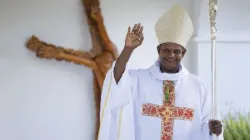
[25,0,118,139]
[142,81,195,140]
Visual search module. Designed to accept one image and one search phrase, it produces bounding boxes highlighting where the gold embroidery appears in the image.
[142,80,195,140]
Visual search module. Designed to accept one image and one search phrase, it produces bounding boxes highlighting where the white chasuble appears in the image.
[98,60,224,140]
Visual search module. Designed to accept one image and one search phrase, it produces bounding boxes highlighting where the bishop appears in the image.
[98,4,224,140]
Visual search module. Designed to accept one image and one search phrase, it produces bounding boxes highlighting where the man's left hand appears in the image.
[209,119,222,136]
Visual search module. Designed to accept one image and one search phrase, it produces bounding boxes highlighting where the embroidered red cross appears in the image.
[142,81,194,140]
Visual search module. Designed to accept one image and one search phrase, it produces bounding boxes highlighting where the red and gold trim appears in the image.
[142,80,194,140]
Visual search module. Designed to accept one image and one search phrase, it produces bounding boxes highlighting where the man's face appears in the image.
[157,42,186,73]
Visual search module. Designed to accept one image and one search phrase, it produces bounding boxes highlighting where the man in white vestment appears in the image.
[98,4,224,140]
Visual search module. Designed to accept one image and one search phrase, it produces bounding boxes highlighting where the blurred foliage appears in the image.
[223,112,250,140]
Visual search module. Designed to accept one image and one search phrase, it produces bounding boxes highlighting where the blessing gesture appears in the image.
[125,23,144,49]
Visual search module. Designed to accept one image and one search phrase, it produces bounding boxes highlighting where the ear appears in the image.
[182,48,186,57]
[157,45,161,54]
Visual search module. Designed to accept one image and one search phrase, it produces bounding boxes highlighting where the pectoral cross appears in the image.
[142,81,194,140]
[25,0,118,140]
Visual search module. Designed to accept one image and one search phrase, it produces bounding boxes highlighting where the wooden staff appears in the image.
[209,0,218,139]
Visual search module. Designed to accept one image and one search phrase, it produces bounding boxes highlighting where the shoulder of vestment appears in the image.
[128,68,150,77]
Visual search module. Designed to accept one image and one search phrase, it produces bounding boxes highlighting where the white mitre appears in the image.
[155,4,194,48]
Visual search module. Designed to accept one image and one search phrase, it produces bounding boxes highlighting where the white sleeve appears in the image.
[108,61,134,111]
[98,61,135,140]
[200,81,224,140]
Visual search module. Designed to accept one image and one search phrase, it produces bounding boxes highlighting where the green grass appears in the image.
[223,112,250,140]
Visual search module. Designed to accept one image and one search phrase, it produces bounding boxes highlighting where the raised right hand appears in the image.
[125,23,144,49]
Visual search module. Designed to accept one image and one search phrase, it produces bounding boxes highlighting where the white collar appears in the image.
[148,60,189,81]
